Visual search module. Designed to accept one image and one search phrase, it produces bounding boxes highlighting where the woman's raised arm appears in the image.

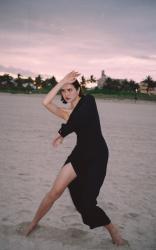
[42,71,80,120]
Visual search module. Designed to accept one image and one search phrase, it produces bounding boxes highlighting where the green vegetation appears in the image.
[86,88,156,102]
[0,73,156,102]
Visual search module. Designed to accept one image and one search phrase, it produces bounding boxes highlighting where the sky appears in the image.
[0,0,156,82]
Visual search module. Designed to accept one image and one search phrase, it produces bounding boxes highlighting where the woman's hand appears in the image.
[52,134,64,147]
[60,71,80,85]
[42,71,80,109]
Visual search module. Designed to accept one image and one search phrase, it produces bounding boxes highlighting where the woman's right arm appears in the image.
[42,71,80,120]
[42,80,67,120]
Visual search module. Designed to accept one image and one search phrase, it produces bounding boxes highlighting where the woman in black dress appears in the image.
[25,71,125,246]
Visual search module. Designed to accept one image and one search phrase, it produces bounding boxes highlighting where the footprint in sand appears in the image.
[125,212,139,219]
[16,222,89,242]
[96,239,131,250]
[1,223,131,249]
[16,222,42,236]
[107,202,118,211]
[61,214,80,225]
[2,217,9,222]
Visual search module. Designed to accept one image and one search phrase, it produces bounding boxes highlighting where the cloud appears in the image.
[0,65,36,77]
[132,55,156,61]
[0,0,156,81]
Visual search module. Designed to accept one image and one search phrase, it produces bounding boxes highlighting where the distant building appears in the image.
[85,80,97,89]
[97,70,107,88]
[23,83,36,89]
[139,81,156,94]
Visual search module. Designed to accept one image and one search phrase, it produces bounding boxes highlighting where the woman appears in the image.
[25,71,125,246]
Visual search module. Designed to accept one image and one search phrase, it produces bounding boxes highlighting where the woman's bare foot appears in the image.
[24,222,38,236]
[105,223,126,246]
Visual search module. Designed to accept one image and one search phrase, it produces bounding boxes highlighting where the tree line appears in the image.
[0,73,156,94]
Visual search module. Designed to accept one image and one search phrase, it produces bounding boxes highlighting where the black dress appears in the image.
[58,94,111,229]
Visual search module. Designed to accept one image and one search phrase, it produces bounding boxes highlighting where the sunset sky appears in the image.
[0,0,156,82]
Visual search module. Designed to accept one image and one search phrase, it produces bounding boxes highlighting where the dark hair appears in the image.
[60,79,84,104]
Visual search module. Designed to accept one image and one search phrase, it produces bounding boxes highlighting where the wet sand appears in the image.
[0,93,156,250]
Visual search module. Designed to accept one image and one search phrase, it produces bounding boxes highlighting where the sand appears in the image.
[0,93,156,250]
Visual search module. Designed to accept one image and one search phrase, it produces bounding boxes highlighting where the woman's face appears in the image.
[61,83,79,103]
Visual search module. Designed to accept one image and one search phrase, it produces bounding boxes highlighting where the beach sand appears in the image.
[0,93,156,250]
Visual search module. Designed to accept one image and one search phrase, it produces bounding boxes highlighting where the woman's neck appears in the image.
[71,96,81,110]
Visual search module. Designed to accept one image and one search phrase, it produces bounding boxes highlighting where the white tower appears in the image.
[97,70,107,88]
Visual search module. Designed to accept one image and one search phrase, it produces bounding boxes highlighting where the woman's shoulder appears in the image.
[78,94,96,111]
[83,94,96,103]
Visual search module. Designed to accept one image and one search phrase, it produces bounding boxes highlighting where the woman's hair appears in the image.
[60,79,84,104]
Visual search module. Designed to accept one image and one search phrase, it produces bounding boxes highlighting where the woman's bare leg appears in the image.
[104,223,126,246]
[25,163,77,236]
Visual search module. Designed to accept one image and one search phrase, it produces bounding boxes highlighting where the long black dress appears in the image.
[58,94,111,229]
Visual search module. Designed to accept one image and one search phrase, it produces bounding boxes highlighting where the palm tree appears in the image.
[0,74,13,88]
[15,73,23,89]
[143,75,155,93]
[80,75,87,88]
[90,75,96,83]
[42,76,57,89]
[35,75,43,89]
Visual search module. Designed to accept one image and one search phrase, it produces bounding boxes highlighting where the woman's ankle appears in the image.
[104,223,125,246]
[105,222,115,232]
